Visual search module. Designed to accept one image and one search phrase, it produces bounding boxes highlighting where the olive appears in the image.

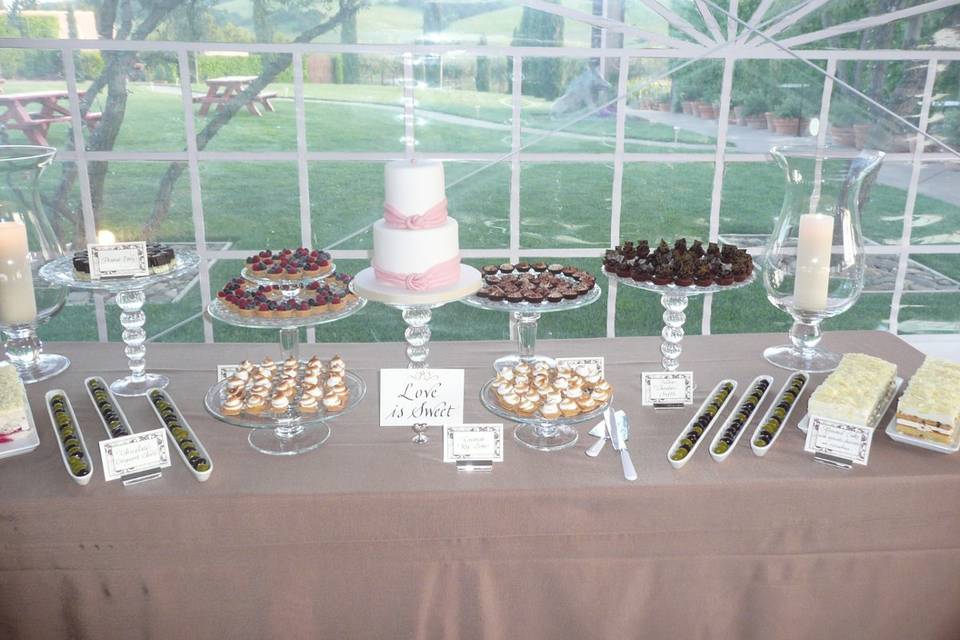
[182,446,198,458]
[690,425,704,436]
[194,461,211,472]
[714,442,729,454]
[757,380,770,390]
[179,438,195,449]
[757,432,773,443]
[68,449,85,460]
[721,436,734,446]
[680,438,695,448]
[753,438,768,448]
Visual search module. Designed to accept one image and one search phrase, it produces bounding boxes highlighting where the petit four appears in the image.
[895,357,960,447]
[85,377,132,438]
[603,238,753,287]
[245,247,333,281]
[216,272,357,319]
[752,373,808,451]
[148,389,212,475]
[712,377,771,457]
[668,380,736,464]
[475,265,597,304]
[489,362,612,420]
[807,353,897,427]
[72,242,176,279]
[220,355,351,418]
[47,391,92,481]
[0,364,29,437]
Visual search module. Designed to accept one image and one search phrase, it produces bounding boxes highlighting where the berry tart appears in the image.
[244,247,333,282]
[216,272,357,320]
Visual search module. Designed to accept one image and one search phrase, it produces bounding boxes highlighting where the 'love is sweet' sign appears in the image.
[379,368,465,427]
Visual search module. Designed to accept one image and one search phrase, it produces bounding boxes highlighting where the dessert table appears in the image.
[2,331,959,639]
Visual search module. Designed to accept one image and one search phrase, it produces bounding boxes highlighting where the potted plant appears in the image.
[773,96,806,136]
[741,92,768,129]
[829,103,859,147]
[697,92,718,119]
[652,87,671,112]
[680,86,701,115]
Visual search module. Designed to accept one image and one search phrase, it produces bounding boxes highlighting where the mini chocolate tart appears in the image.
[476,287,491,299]
[506,292,524,303]
[524,291,544,303]
[514,261,531,272]
[561,266,577,277]
[482,265,499,276]
[498,263,515,273]
[531,262,548,273]
[547,263,564,274]
[561,288,578,300]
[546,291,564,303]
[487,288,505,302]
[483,275,501,285]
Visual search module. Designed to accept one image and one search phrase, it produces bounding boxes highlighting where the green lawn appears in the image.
[5,79,954,345]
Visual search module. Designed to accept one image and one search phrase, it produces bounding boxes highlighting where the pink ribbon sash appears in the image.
[374,255,460,292]
[383,199,448,230]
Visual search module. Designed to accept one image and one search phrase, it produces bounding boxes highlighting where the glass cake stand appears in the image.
[39,250,201,396]
[607,271,755,371]
[479,377,610,451]
[351,264,482,369]
[460,281,601,371]
[205,368,366,455]
[206,294,366,361]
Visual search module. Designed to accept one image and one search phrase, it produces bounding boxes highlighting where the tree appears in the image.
[475,35,490,92]
[66,6,78,39]
[340,0,358,84]
[509,2,564,100]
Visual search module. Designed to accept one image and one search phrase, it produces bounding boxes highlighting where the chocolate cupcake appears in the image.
[482,265,499,276]
[547,291,564,303]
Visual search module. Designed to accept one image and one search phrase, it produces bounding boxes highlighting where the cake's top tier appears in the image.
[898,356,960,424]
[384,160,446,219]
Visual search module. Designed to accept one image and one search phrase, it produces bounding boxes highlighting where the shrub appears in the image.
[510,4,564,100]
[475,36,490,92]
[939,110,960,145]
[75,51,104,82]
[740,92,768,117]
[775,95,805,119]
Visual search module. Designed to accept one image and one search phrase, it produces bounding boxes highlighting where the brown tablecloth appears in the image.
[2,331,959,640]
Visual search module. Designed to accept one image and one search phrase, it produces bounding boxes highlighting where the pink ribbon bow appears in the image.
[374,255,460,292]
[383,199,448,230]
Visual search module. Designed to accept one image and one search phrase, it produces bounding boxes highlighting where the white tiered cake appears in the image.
[352,160,480,305]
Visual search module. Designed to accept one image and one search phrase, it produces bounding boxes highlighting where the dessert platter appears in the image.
[45,389,93,484]
[480,360,613,451]
[0,363,39,460]
[148,389,213,480]
[798,353,901,433]
[886,357,960,454]
[207,266,365,362]
[604,239,755,372]
[709,376,772,462]
[40,242,201,396]
[667,379,737,469]
[204,355,365,455]
[461,263,601,371]
[750,372,809,456]
[351,160,481,368]
[240,247,334,285]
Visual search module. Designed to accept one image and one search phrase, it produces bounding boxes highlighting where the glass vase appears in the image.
[0,146,69,383]
[762,144,884,372]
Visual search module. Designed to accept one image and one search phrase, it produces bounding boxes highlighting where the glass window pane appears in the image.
[622,161,713,241]
[898,254,960,334]
[520,162,612,249]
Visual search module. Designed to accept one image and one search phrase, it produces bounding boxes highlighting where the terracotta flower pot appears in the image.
[830,125,856,147]
[746,115,767,129]
[657,101,671,112]
[696,103,716,119]
[764,111,776,130]
[681,100,696,115]
[733,105,746,125]
[853,123,872,150]
[773,117,802,136]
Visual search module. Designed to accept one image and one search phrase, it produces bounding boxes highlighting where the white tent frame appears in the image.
[2,0,958,344]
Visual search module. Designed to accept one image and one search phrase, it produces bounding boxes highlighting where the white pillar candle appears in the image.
[0,220,38,325]
[793,213,834,311]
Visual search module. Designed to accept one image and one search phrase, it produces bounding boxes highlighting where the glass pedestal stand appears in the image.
[479,377,610,451]
[607,273,755,372]
[39,250,201,396]
[460,283,601,371]
[384,303,446,369]
[205,295,367,455]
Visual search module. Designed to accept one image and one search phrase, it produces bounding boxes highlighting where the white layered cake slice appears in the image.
[0,364,29,436]
[807,353,897,427]
[896,357,960,446]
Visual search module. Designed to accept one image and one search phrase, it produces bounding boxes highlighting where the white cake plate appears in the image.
[351,265,481,306]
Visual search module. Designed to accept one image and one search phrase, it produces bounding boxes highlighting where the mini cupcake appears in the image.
[244,395,266,415]
[298,395,319,414]
[322,394,344,412]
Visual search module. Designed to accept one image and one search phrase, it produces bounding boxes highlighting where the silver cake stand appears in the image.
[460,275,601,371]
[39,250,200,396]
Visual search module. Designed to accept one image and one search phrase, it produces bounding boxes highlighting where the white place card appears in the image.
[556,356,605,377]
[380,368,465,427]
[642,371,694,407]
[88,241,149,279]
[804,416,874,466]
[443,424,504,463]
[99,428,172,482]
[217,365,238,381]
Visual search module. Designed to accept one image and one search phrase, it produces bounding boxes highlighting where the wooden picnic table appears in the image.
[0,90,101,146]
[194,75,277,117]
